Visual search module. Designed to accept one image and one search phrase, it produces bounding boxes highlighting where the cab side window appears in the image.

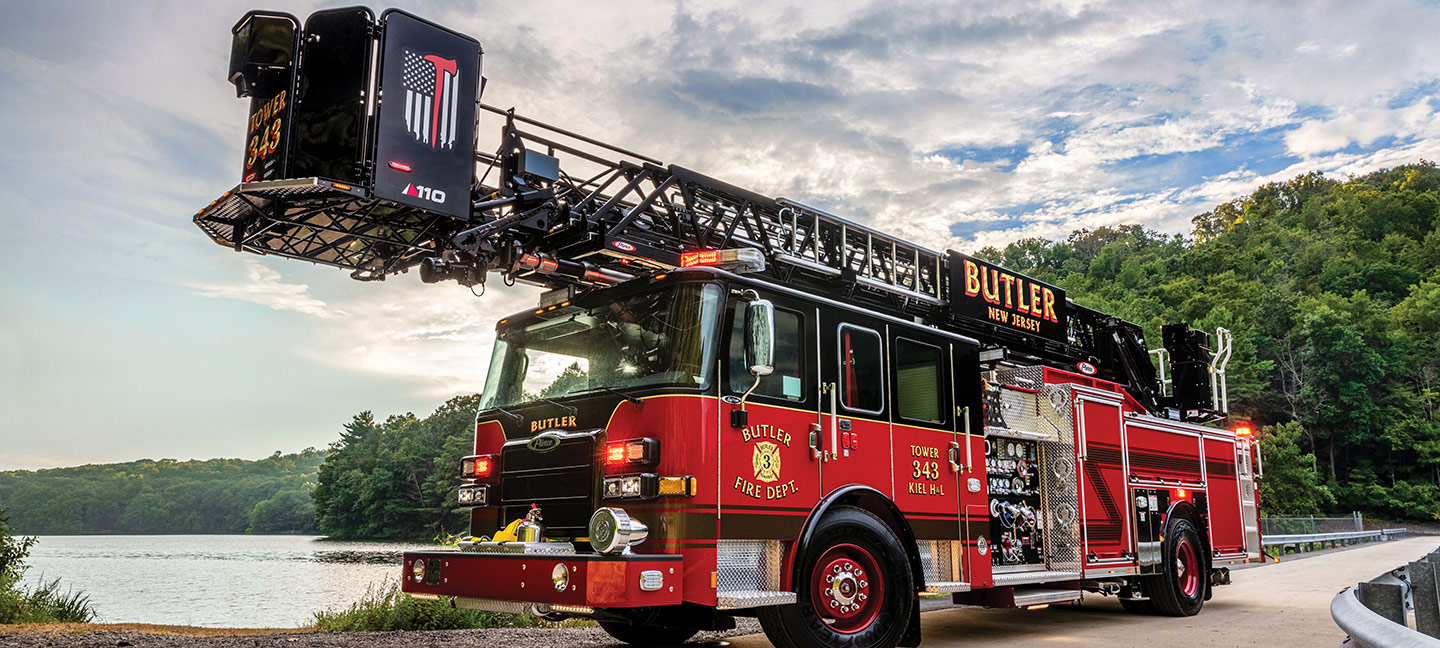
[894,337,944,424]
[839,324,883,413]
[727,305,805,401]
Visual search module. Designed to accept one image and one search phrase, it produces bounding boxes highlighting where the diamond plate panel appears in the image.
[917,540,960,584]
[717,540,785,593]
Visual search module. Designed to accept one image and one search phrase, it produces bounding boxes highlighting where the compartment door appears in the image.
[1076,393,1132,566]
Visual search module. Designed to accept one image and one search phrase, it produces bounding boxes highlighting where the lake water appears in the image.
[20,535,427,628]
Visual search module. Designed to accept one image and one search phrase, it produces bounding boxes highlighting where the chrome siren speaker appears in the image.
[588,507,649,554]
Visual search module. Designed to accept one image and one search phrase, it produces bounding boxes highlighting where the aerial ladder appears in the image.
[196,6,1229,423]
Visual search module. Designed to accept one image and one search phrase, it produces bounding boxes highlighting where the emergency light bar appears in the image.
[679,248,766,273]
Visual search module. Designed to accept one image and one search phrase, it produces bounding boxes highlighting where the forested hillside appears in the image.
[0,450,324,534]
[312,396,480,540]
[977,162,1440,518]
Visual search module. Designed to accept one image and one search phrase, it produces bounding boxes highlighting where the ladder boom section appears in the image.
[195,6,1233,424]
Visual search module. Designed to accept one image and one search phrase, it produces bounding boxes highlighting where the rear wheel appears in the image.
[598,620,698,647]
[758,506,913,648]
[1144,516,1205,617]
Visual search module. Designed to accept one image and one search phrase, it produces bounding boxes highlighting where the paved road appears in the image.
[722,535,1439,648]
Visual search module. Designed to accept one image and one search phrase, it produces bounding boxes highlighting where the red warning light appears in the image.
[1234,424,1253,437]
[681,250,722,267]
[389,161,413,173]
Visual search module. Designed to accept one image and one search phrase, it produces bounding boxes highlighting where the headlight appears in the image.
[457,484,488,507]
[604,474,651,499]
[603,474,694,499]
[588,507,649,554]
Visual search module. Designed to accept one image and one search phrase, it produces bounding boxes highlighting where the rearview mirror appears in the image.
[744,299,775,377]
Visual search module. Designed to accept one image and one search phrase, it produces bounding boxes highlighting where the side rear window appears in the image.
[839,324,883,413]
[895,338,943,424]
[728,306,805,401]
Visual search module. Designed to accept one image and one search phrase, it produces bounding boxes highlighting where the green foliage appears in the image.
[1256,422,1333,515]
[0,510,94,623]
[0,450,325,535]
[313,396,481,540]
[984,161,1440,519]
[312,581,529,631]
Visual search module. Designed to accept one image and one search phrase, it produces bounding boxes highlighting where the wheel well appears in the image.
[794,485,926,592]
[1166,499,1212,584]
[1166,500,1205,549]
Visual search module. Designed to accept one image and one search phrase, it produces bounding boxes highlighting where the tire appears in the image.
[1118,597,1154,614]
[598,620,699,647]
[758,506,914,648]
[1144,516,1205,617]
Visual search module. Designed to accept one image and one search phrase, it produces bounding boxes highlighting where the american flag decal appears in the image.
[402,49,459,149]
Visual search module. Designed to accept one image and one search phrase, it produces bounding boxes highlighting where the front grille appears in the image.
[499,430,599,537]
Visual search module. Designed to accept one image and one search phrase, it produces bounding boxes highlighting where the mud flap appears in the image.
[899,597,922,647]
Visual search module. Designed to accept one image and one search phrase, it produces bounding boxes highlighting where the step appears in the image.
[1012,588,1082,607]
[717,590,798,609]
[923,581,972,594]
[992,570,1081,586]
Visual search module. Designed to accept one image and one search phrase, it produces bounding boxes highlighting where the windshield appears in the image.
[480,283,723,410]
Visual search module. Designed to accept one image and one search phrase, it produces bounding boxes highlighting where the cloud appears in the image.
[190,258,338,319]
[1285,101,1439,156]
[295,281,540,398]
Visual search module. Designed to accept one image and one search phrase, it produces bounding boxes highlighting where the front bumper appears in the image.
[400,548,685,609]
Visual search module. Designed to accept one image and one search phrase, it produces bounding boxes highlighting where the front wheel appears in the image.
[598,620,698,647]
[1144,516,1205,616]
[759,506,913,648]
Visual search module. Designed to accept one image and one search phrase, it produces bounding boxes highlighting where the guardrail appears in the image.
[1332,547,1440,647]
[1263,528,1407,558]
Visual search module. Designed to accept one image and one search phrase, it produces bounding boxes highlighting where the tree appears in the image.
[1256,422,1332,515]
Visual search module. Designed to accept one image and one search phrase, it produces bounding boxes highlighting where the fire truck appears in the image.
[199,8,1264,647]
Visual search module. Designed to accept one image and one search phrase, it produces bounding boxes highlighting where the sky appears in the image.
[2,0,1439,470]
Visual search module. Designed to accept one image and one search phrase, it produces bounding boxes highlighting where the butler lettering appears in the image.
[963,259,1058,323]
[529,415,577,432]
[951,252,1068,343]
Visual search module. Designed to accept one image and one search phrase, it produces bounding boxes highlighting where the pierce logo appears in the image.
[403,183,446,204]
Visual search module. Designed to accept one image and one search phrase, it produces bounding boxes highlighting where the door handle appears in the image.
[827,382,838,459]
[948,441,961,472]
[961,406,972,472]
[808,423,822,459]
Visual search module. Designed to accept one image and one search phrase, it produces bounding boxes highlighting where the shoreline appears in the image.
[0,620,764,648]
[0,622,318,636]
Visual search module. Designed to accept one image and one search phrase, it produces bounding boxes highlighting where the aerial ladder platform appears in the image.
[195,6,1231,423]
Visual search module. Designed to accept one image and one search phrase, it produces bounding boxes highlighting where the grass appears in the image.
[1,511,96,625]
[0,576,96,624]
[312,581,542,632]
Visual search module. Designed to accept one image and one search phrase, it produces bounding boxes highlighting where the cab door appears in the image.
[718,290,821,541]
[887,334,959,530]
[818,314,892,496]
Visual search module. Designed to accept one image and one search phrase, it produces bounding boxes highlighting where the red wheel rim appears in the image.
[809,543,884,634]
[1176,537,1199,597]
